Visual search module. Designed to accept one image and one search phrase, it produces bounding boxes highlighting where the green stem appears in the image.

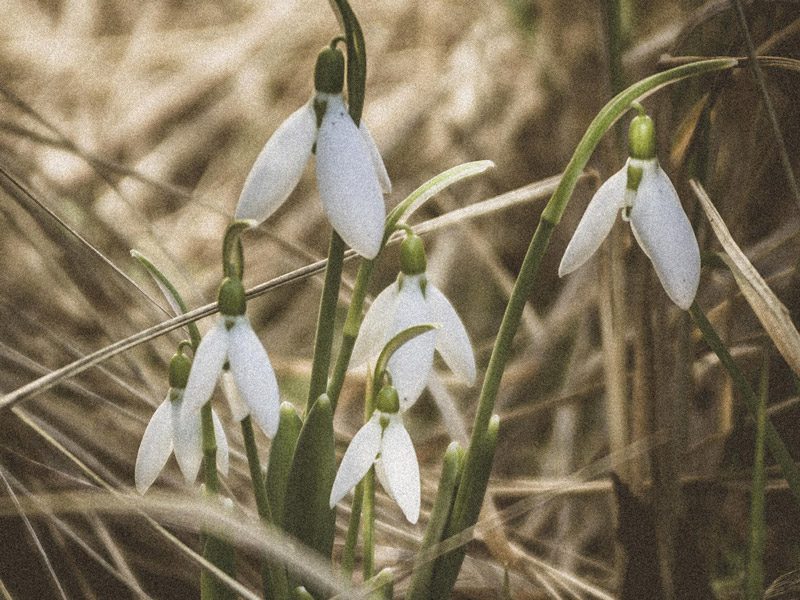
[306,232,346,413]
[327,259,375,413]
[602,0,625,96]
[241,416,289,600]
[689,303,800,503]
[434,58,739,598]
[328,0,366,124]
[361,467,376,581]
[201,405,219,494]
[746,349,768,600]
[222,221,251,280]
[341,479,363,578]
[361,376,377,581]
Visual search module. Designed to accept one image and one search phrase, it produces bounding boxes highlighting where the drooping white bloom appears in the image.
[350,273,476,409]
[559,157,700,309]
[181,316,281,437]
[234,46,391,259]
[135,390,229,494]
[329,410,420,524]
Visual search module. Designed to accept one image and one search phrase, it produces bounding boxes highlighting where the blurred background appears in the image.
[0,0,799,598]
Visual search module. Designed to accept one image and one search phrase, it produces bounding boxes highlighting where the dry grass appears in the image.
[0,0,799,598]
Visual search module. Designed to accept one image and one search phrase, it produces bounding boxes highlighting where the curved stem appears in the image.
[437,57,740,597]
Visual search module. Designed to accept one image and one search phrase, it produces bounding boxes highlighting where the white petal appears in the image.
[350,281,400,367]
[387,275,435,410]
[316,94,385,259]
[427,283,476,385]
[227,317,281,437]
[329,414,382,508]
[558,166,627,276]
[212,410,230,477]
[630,162,700,310]
[171,393,203,484]
[235,102,316,223]
[381,416,420,524]
[135,397,174,494]
[222,370,249,422]
[373,457,394,501]
[181,319,228,416]
[359,121,392,194]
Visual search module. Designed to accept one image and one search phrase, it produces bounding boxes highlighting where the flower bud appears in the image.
[314,47,345,95]
[628,113,656,160]
[169,350,192,390]
[217,277,246,317]
[375,385,400,414]
[400,232,427,276]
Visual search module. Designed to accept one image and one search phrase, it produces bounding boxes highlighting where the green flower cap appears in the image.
[314,47,345,95]
[168,350,192,390]
[400,232,427,276]
[375,385,400,414]
[217,277,246,317]
[628,113,656,160]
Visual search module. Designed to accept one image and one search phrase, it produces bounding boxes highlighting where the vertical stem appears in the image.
[327,259,375,412]
[361,374,377,581]
[241,416,289,600]
[361,468,376,581]
[746,350,768,600]
[306,232,346,414]
[201,404,219,493]
[341,480,364,578]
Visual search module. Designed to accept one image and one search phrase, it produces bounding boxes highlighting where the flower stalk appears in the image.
[431,58,738,597]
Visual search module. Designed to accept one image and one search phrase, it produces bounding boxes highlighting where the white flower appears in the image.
[558,157,700,310]
[234,92,390,259]
[329,411,420,524]
[181,316,280,437]
[135,390,229,494]
[350,273,477,409]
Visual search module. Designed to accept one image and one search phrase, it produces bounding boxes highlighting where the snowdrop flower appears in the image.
[350,232,476,408]
[559,110,700,310]
[330,385,420,523]
[235,45,391,259]
[181,277,280,437]
[135,349,229,494]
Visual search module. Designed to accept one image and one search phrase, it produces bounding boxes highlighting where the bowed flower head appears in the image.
[181,277,280,437]
[235,45,391,259]
[558,110,700,310]
[135,349,229,494]
[350,232,476,408]
[329,385,420,524]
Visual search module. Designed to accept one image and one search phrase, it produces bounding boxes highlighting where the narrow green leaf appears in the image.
[200,535,236,600]
[747,351,768,600]
[267,402,303,527]
[373,323,439,383]
[131,250,201,349]
[407,442,463,600]
[385,161,495,233]
[430,416,500,600]
[690,303,800,504]
[292,587,314,600]
[284,395,336,573]
[365,568,393,599]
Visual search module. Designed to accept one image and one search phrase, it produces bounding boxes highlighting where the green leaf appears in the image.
[385,160,495,233]
[373,323,439,384]
[283,395,336,580]
[407,442,463,600]
[131,250,201,349]
[267,402,303,527]
[200,535,236,600]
